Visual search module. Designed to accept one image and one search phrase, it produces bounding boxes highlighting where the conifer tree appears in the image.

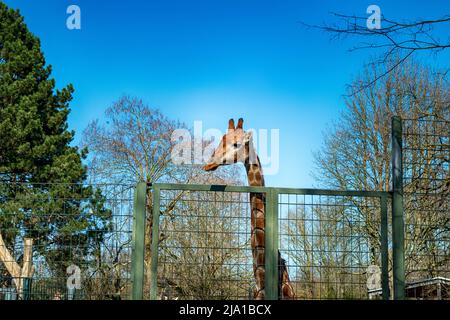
[0,3,110,283]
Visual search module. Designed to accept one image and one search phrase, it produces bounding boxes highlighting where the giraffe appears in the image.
[203,118,295,300]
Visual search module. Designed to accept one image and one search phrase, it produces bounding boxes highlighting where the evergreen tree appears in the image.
[0,3,83,182]
[0,3,111,285]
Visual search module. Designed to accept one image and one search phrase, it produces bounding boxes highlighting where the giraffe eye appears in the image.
[233,143,242,148]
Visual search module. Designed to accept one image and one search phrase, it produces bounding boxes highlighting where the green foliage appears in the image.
[0,3,83,183]
[0,3,111,277]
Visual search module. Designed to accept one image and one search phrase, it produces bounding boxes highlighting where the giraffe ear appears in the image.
[228,119,235,132]
[237,118,243,129]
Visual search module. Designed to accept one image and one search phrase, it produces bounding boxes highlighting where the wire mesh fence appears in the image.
[150,185,389,300]
[155,189,253,300]
[0,182,134,300]
[1,116,447,300]
[278,193,385,299]
[402,117,450,299]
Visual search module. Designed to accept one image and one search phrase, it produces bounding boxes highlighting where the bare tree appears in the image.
[283,204,370,299]
[82,96,184,185]
[303,12,450,94]
[157,188,252,300]
[313,58,449,286]
[82,95,243,186]
[81,95,245,298]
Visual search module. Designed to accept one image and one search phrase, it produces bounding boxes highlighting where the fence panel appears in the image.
[0,182,135,300]
[150,184,389,300]
[277,191,386,299]
[151,186,255,300]
[402,117,450,299]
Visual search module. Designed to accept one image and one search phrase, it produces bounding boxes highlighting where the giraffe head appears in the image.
[203,118,255,171]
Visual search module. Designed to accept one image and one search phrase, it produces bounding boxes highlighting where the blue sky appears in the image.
[3,0,449,187]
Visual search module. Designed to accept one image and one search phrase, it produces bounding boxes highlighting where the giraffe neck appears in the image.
[245,154,266,299]
[244,152,296,300]
[245,156,265,187]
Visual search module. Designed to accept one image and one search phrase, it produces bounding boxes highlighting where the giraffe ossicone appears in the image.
[204,118,295,300]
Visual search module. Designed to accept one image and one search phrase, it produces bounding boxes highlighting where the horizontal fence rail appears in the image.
[151,183,392,197]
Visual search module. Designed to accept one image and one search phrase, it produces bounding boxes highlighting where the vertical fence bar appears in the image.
[22,277,32,300]
[131,182,147,300]
[391,116,405,300]
[265,188,279,300]
[150,185,160,300]
[380,195,390,300]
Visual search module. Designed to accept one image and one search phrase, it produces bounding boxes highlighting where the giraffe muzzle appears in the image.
[203,163,219,171]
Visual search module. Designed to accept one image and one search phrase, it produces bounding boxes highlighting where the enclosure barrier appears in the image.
[2,116,448,300]
[401,116,449,299]
[130,116,414,300]
[131,182,146,300]
[392,116,405,299]
[0,183,135,300]
[138,183,393,300]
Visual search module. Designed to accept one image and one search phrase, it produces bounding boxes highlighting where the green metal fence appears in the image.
[139,117,407,300]
[1,116,447,300]
[0,182,135,300]
[402,116,449,299]
[145,184,392,300]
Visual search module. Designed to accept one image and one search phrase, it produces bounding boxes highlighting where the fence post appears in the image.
[380,195,390,300]
[22,277,32,300]
[265,188,279,300]
[391,116,405,300]
[131,182,147,300]
[150,185,160,300]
